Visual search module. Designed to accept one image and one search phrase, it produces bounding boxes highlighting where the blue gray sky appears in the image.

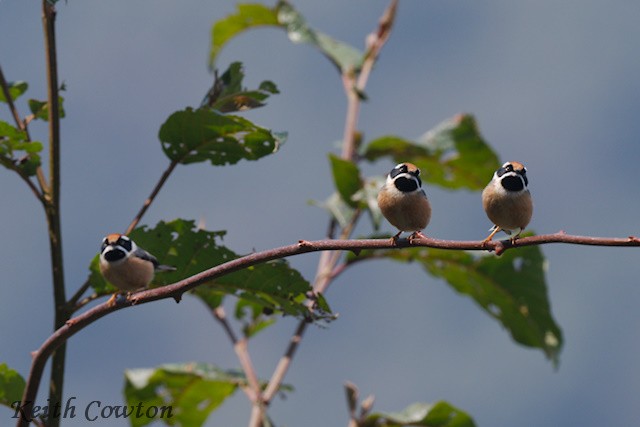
[2,1,640,426]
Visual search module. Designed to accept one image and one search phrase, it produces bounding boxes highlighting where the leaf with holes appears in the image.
[363,401,476,427]
[159,108,286,166]
[363,114,500,190]
[87,220,333,324]
[349,237,562,364]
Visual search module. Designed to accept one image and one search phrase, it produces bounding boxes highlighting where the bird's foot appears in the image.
[390,231,402,244]
[409,231,427,243]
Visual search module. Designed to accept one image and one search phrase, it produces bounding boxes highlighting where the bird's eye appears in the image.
[117,236,132,251]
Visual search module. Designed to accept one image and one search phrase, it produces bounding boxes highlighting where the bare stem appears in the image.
[41,2,68,427]
[125,159,179,235]
[212,307,263,403]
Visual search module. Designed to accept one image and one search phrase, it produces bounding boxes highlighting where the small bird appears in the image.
[377,162,432,241]
[99,233,175,305]
[482,161,533,243]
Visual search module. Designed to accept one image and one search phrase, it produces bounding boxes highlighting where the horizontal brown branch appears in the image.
[15,231,640,426]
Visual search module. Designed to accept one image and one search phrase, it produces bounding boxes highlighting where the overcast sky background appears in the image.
[2,1,640,426]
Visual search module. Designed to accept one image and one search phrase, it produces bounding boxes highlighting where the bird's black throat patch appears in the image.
[394,177,419,192]
[501,175,525,192]
[104,248,126,262]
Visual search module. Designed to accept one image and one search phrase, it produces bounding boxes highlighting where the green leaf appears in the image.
[363,114,500,190]
[364,401,476,427]
[124,363,241,427]
[87,254,115,295]
[27,96,66,121]
[352,176,386,230]
[234,298,277,338]
[210,4,279,68]
[0,81,28,103]
[276,1,364,72]
[0,363,25,409]
[159,107,286,165]
[204,62,280,113]
[87,220,333,324]
[208,2,364,73]
[329,154,362,208]
[0,120,42,176]
[351,238,562,364]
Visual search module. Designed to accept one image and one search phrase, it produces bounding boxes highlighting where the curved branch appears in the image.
[15,231,640,426]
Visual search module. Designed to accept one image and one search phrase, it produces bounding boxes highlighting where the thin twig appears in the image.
[261,318,307,404]
[14,232,640,426]
[212,307,263,403]
[66,280,93,311]
[125,159,179,235]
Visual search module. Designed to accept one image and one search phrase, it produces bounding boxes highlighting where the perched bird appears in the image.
[482,161,533,243]
[378,162,431,241]
[99,233,175,305]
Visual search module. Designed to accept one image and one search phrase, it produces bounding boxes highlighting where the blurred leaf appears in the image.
[124,363,294,427]
[350,239,562,364]
[363,114,500,190]
[363,401,476,427]
[204,62,279,113]
[159,107,286,166]
[329,154,362,208]
[310,192,357,228]
[87,254,115,295]
[352,176,385,230]
[0,363,25,409]
[27,96,65,121]
[0,120,42,176]
[0,81,28,103]
[124,363,241,427]
[209,2,364,73]
[210,4,279,68]
[276,1,364,72]
[88,220,333,323]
